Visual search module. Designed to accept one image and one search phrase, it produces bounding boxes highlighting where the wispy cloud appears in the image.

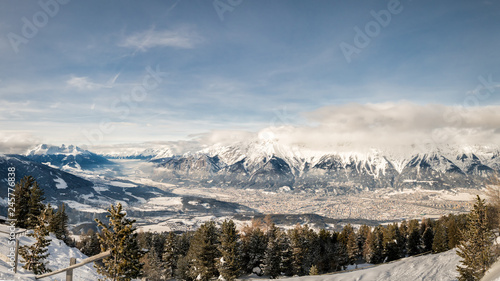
[119,26,202,51]
[66,73,120,90]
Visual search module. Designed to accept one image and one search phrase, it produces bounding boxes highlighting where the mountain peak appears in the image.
[26,144,89,156]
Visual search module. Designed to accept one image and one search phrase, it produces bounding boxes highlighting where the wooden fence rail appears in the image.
[35,250,111,280]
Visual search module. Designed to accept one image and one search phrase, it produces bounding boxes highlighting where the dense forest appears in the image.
[79,213,471,280]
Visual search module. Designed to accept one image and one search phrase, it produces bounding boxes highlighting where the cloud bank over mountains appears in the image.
[2,102,499,155]
[262,102,500,153]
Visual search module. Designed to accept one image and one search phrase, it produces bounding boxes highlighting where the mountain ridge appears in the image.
[144,141,500,192]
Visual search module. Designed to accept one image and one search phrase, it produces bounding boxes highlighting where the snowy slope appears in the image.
[244,250,460,281]
[0,230,103,280]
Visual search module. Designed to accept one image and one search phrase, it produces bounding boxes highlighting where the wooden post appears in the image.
[66,257,76,281]
[14,239,19,273]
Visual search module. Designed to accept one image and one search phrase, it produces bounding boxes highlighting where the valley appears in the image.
[1,143,494,234]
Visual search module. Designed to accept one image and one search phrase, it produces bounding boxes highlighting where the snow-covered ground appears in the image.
[482,257,500,281]
[244,250,461,281]
[0,228,103,280]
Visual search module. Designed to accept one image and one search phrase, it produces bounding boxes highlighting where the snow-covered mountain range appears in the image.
[19,142,500,193]
[131,140,500,192]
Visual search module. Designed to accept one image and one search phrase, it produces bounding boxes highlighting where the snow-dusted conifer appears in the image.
[19,207,52,275]
[186,221,220,281]
[13,176,45,229]
[95,203,144,281]
[218,219,240,281]
[263,223,281,278]
[163,232,179,278]
[240,223,267,274]
[456,196,495,281]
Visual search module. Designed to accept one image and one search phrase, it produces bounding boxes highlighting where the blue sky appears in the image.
[1,0,500,152]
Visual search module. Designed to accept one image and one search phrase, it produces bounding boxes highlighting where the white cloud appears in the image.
[119,27,202,51]
[67,76,101,90]
[0,132,42,154]
[66,73,120,90]
[196,102,500,154]
[280,103,500,151]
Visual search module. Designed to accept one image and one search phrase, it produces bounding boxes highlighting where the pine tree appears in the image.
[19,207,52,275]
[46,203,55,227]
[27,177,46,229]
[289,224,308,275]
[383,224,401,262]
[163,232,180,278]
[422,227,434,253]
[77,229,101,257]
[347,230,359,264]
[317,229,333,273]
[407,220,421,256]
[178,232,193,256]
[263,223,281,278]
[176,255,193,281]
[240,224,267,274]
[279,230,294,276]
[95,203,144,281]
[329,231,342,271]
[140,245,164,281]
[218,220,240,281]
[50,203,71,244]
[13,176,45,229]
[432,222,449,253]
[456,196,495,281]
[447,215,461,249]
[186,221,220,281]
[363,230,375,263]
[172,232,194,281]
[399,220,409,257]
[136,232,165,280]
[338,224,355,268]
[363,226,384,264]
[12,176,30,228]
[303,226,320,274]
[357,225,371,262]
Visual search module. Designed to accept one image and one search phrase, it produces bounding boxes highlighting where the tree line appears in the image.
[79,212,470,280]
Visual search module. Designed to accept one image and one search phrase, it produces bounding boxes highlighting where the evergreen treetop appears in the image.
[456,195,495,281]
[95,203,144,281]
